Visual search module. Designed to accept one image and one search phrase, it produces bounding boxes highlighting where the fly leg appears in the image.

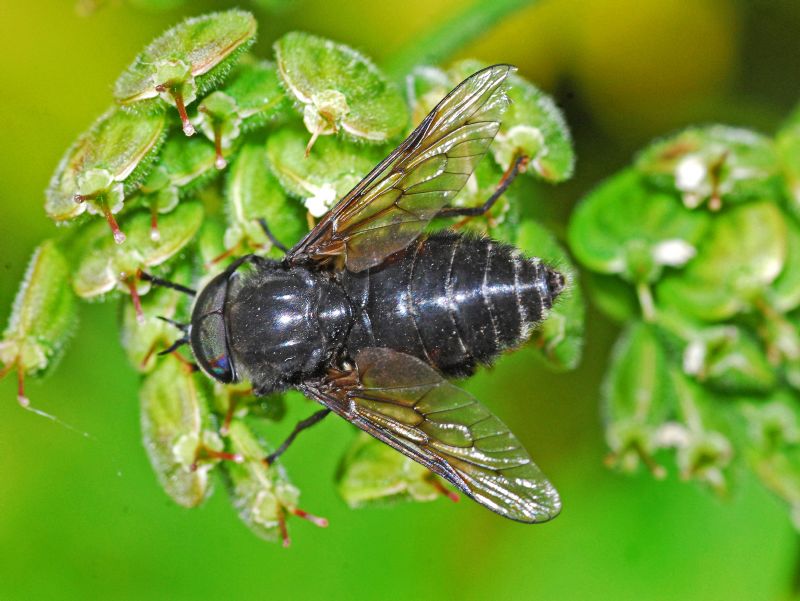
[436,154,529,219]
[264,408,332,465]
[257,218,289,254]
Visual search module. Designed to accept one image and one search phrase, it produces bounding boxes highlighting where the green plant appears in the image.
[568,116,800,524]
[0,9,579,543]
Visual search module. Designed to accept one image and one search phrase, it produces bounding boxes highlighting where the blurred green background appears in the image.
[1,1,799,599]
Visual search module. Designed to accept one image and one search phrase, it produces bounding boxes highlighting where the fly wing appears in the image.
[286,64,514,272]
[303,347,560,523]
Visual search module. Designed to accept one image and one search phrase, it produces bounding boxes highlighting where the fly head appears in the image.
[190,269,237,384]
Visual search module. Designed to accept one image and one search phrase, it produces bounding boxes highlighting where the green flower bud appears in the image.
[637,125,780,211]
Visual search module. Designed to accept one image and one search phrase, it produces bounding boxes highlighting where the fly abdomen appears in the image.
[343,231,564,377]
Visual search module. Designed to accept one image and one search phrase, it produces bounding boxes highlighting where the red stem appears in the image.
[173,89,195,136]
[150,205,160,242]
[214,125,227,170]
[17,361,29,407]
[289,507,329,528]
[124,278,145,324]
[100,201,126,244]
[278,506,291,548]
[428,477,459,503]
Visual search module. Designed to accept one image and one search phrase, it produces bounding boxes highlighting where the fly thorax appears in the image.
[225,264,350,394]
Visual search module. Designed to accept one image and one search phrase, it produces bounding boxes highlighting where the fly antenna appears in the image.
[139,270,197,296]
[158,337,190,356]
[157,315,190,333]
[257,218,289,254]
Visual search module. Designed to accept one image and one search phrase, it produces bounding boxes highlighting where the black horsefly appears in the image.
[149,65,565,523]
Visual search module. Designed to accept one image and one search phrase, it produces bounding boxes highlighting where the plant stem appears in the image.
[636,281,657,323]
[384,0,540,78]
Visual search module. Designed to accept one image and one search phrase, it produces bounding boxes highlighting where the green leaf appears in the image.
[636,125,780,211]
[46,108,166,240]
[139,355,221,507]
[274,31,408,145]
[658,201,787,321]
[266,126,385,217]
[225,142,307,256]
[603,321,675,477]
[516,220,584,371]
[0,241,78,405]
[336,432,441,507]
[224,420,326,544]
[114,10,257,135]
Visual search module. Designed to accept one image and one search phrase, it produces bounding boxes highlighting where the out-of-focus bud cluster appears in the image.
[569,116,800,526]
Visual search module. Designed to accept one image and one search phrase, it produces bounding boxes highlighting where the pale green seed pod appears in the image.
[224,420,326,545]
[137,135,218,242]
[120,263,192,373]
[140,355,229,507]
[569,169,709,321]
[266,126,385,217]
[337,432,442,508]
[114,10,257,135]
[742,393,800,526]
[274,31,408,149]
[195,58,290,168]
[73,202,203,323]
[603,322,674,478]
[46,108,166,243]
[658,201,787,322]
[0,240,78,406]
[667,369,733,496]
[224,142,306,256]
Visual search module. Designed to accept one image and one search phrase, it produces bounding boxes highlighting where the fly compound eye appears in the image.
[190,272,236,383]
